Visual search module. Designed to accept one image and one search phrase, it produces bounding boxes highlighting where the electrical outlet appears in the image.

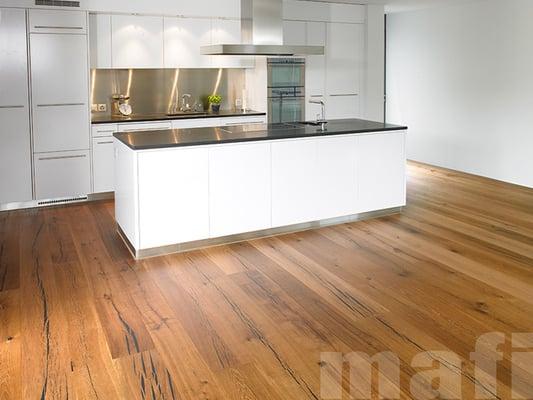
[97,104,107,112]
[91,104,98,112]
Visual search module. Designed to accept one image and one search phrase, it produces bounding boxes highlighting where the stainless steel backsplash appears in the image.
[90,68,246,116]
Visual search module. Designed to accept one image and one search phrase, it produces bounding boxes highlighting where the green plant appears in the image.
[207,94,222,105]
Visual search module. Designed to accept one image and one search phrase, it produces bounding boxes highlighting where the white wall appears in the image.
[364,4,385,122]
[386,0,533,188]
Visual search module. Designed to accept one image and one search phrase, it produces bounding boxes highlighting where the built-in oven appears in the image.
[267,58,305,123]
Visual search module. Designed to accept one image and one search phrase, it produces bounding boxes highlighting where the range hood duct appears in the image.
[201,0,324,56]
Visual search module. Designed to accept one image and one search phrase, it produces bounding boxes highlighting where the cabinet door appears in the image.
[30,33,89,105]
[33,104,90,152]
[315,136,357,220]
[305,21,326,120]
[138,148,209,248]
[212,19,253,68]
[172,118,222,129]
[326,94,360,120]
[283,20,306,45]
[209,142,271,237]
[326,22,363,96]
[272,139,317,227]
[89,14,112,68]
[112,15,164,68]
[221,116,267,126]
[92,123,118,138]
[34,150,91,200]
[357,132,406,213]
[92,137,114,193]
[164,17,212,68]
[0,108,32,204]
[29,9,87,34]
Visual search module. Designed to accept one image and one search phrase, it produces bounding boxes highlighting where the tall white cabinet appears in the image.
[29,9,91,200]
[0,8,33,204]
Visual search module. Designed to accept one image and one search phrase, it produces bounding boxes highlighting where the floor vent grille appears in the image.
[35,0,81,7]
[38,196,88,206]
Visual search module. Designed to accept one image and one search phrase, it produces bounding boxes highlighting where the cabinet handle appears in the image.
[38,154,86,161]
[37,103,85,107]
[225,121,264,126]
[124,127,169,132]
[33,25,84,30]
[0,105,25,109]
[96,141,114,145]
[329,94,359,97]
[309,95,323,98]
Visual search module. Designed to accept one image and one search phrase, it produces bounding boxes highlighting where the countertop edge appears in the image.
[114,125,408,151]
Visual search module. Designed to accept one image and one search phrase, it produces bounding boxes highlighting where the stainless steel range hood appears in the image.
[201,0,324,56]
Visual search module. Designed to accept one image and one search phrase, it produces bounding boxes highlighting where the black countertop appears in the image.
[91,110,266,124]
[114,119,408,150]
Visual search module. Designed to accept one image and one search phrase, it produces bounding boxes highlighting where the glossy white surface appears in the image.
[117,121,172,133]
[34,150,91,200]
[112,15,164,69]
[0,8,32,204]
[212,19,253,68]
[357,131,406,213]
[33,104,90,152]
[138,147,210,248]
[209,142,272,237]
[28,9,87,34]
[89,14,112,68]
[92,137,114,193]
[163,17,212,68]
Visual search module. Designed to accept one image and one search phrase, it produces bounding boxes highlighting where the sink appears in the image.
[166,111,207,117]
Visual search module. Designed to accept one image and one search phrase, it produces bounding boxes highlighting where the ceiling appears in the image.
[312,0,475,13]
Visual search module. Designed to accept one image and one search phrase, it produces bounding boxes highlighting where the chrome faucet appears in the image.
[180,93,192,112]
[309,97,327,131]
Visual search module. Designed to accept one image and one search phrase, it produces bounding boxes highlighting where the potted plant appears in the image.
[208,94,222,113]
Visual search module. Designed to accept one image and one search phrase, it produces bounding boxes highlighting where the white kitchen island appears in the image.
[114,119,407,259]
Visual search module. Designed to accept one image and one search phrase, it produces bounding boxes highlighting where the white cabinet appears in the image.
[34,150,91,200]
[326,22,363,97]
[92,137,115,193]
[164,17,212,68]
[112,15,164,68]
[357,132,406,213]
[305,21,326,120]
[30,33,90,152]
[137,148,209,248]
[271,139,317,227]
[92,123,118,138]
[326,95,360,120]
[89,14,112,68]
[117,121,172,132]
[283,20,307,45]
[172,118,222,129]
[315,136,358,220]
[0,8,32,204]
[212,19,253,68]
[28,9,87,34]
[209,142,271,237]
[220,115,267,125]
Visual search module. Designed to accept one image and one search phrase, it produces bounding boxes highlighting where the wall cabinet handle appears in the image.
[96,141,114,145]
[38,154,86,161]
[34,25,84,30]
[36,103,85,107]
[0,105,25,109]
[329,94,359,97]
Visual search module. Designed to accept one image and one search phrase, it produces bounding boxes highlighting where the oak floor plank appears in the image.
[0,211,21,291]
[0,289,21,400]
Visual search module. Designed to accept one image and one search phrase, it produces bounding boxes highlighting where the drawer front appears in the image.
[221,116,267,126]
[172,118,222,129]
[92,138,114,193]
[92,123,118,138]
[29,10,87,34]
[34,150,90,200]
[33,104,90,153]
[117,121,172,132]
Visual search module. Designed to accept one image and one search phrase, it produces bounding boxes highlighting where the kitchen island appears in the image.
[114,119,408,259]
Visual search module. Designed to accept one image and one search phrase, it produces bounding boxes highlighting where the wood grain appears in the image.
[0,161,532,399]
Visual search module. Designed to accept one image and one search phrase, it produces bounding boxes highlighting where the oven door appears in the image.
[268,96,305,124]
[268,59,305,88]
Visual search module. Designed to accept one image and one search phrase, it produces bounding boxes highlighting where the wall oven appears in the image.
[267,58,305,123]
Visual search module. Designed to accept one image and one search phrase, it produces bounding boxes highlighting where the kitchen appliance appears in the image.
[111,94,131,116]
[201,0,324,56]
[267,58,305,123]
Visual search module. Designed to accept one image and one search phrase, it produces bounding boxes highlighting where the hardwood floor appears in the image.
[1,161,532,399]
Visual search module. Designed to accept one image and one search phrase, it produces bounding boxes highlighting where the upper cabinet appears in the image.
[164,17,212,68]
[89,14,252,69]
[29,9,87,34]
[111,15,164,69]
[211,19,254,69]
[283,20,306,46]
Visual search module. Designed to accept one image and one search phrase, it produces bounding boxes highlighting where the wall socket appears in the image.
[92,104,107,112]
